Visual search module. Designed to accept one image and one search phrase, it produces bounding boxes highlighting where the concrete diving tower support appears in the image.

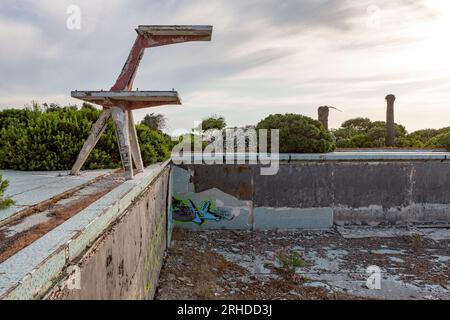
[70,25,213,180]
[71,91,180,180]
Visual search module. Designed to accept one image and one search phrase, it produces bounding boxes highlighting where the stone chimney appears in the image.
[385,94,396,147]
[318,106,330,130]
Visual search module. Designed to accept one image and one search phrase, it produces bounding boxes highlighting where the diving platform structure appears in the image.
[70,25,213,179]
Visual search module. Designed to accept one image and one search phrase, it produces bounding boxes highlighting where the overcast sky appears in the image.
[1,0,449,133]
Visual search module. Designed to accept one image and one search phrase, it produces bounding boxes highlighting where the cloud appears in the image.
[0,0,449,133]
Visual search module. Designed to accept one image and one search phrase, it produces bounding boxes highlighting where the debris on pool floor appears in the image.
[155,227,450,300]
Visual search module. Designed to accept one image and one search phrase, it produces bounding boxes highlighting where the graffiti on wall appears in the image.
[172,196,234,226]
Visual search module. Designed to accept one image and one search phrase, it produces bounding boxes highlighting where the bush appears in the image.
[334,118,409,148]
[407,129,439,145]
[256,114,335,153]
[0,172,14,210]
[172,134,209,152]
[141,113,167,131]
[0,105,173,171]
[406,127,450,148]
[340,117,373,132]
[426,129,450,150]
[200,115,227,131]
[137,124,173,164]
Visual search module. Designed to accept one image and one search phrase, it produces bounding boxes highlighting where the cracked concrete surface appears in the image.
[0,170,113,223]
[156,227,449,300]
[0,171,124,263]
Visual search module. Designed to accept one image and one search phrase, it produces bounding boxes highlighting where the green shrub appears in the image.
[141,113,167,131]
[426,129,450,150]
[0,172,15,210]
[275,249,306,276]
[256,114,335,153]
[137,124,173,164]
[407,129,439,145]
[0,105,172,171]
[340,117,373,132]
[334,118,409,148]
[200,115,227,132]
[172,133,209,152]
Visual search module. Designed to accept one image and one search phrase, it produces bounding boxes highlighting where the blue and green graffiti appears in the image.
[172,196,234,225]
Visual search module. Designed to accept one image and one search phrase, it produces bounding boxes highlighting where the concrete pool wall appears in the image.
[171,153,450,230]
[0,162,170,300]
[1,152,449,300]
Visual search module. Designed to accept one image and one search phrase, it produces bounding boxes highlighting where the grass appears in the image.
[410,233,424,252]
[275,249,307,275]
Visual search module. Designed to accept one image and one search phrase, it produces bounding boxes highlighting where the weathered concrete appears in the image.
[70,110,113,176]
[0,172,124,263]
[156,229,450,300]
[112,107,134,180]
[71,91,181,108]
[254,163,334,208]
[318,106,330,130]
[254,207,333,230]
[0,162,170,300]
[1,152,449,300]
[190,165,254,200]
[386,94,396,147]
[172,154,450,227]
[172,166,333,230]
[0,170,112,223]
[173,152,449,163]
[172,166,252,230]
[71,25,213,180]
[49,166,169,300]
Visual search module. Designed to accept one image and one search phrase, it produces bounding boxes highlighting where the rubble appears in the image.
[156,227,450,300]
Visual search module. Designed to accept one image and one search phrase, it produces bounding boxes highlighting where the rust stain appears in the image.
[0,173,124,263]
[0,170,119,229]
[223,166,251,174]
[238,183,252,199]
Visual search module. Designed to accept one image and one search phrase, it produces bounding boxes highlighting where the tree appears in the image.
[407,127,450,146]
[426,129,450,150]
[341,117,373,132]
[334,118,409,148]
[0,172,15,210]
[136,124,174,164]
[81,102,97,110]
[256,113,335,153]
[141,113,167,131]
[200,115,226,132]
[368,121,407,147]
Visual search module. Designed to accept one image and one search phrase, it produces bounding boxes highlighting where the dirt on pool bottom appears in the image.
[155,227,450,300]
